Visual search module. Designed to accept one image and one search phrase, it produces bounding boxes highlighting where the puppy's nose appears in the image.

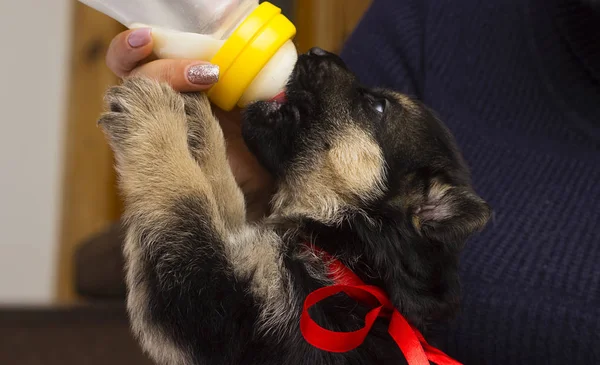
[307,47,328,56]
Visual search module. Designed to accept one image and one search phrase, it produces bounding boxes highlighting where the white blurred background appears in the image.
[0,0,72,303]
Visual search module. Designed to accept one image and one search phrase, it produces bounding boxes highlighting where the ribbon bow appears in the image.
[299,246,462,365]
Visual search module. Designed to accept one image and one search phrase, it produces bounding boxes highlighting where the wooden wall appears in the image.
[56,0,372,303]
[56,3,124,303]
[295,0,372,54]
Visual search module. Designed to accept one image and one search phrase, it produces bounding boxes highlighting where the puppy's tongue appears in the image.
[270,90,287,103]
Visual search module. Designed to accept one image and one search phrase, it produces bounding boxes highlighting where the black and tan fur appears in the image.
[99,48,491,364]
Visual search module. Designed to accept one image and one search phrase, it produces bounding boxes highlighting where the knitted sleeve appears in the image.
[340,0,426,98]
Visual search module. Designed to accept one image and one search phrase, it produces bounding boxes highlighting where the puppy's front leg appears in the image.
[181,93,246,228]
[99,78,288,365]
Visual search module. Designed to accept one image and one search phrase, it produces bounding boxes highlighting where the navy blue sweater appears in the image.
[340,0,600,364]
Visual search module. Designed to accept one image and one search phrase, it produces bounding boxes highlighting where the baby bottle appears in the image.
[78,0,298,110]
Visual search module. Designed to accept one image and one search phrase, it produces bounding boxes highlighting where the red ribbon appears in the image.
[300,246,462,365]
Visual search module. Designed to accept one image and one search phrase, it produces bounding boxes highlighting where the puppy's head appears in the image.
[243,48,491,326]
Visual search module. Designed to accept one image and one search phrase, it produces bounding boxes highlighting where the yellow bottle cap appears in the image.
[207,2,296,111]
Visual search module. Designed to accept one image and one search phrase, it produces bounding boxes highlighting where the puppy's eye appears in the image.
[359,89,388,116]
[371,99,385,114]
[367,96,387,115]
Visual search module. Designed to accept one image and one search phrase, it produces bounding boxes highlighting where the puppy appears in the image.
[98,47,491,365]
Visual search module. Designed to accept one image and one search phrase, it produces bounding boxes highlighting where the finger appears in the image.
[106,28,155,77]
[131,59,220,92]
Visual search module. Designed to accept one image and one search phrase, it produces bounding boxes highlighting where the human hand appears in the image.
[105,28,274,219]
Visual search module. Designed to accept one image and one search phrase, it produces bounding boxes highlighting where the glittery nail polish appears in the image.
[187,64,220,85]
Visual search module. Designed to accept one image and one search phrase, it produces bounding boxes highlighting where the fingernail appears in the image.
[187,64,220,85]
[127,28,152,48]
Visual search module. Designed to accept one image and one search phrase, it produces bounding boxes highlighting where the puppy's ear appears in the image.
[412,181,492,245]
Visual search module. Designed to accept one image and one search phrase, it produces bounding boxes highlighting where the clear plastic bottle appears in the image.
[79,0,297,110]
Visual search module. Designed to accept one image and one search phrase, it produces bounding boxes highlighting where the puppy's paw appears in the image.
[182,93,226,164]
[98,77,187,152]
